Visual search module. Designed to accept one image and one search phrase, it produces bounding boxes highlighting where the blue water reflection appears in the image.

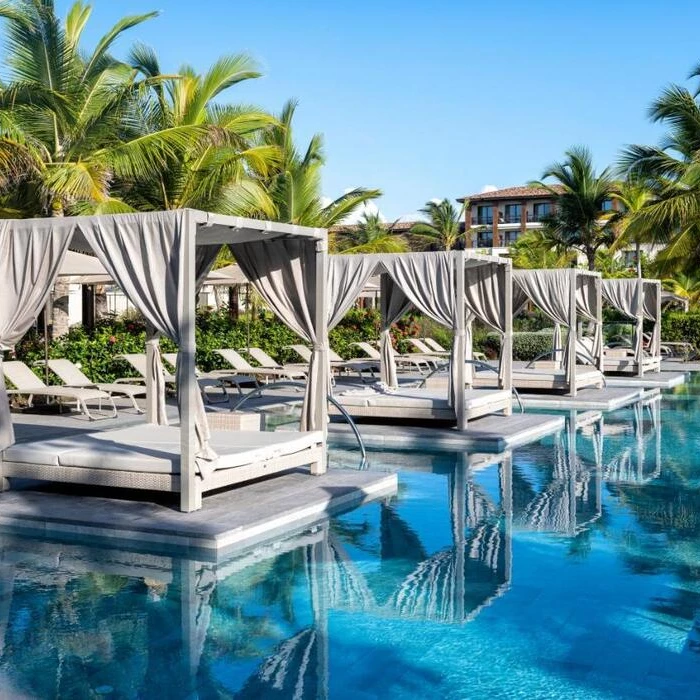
[0,393,699,698]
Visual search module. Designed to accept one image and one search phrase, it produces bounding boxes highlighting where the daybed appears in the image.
[332,387,511,421]
[1,424,324,493]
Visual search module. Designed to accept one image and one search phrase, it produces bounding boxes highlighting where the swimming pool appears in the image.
[0,388,699,698]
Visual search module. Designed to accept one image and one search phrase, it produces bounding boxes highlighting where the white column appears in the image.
[455,252,467,429]
[567,269,578,396]
[502,262,513,415]
[636,277,644,378]
[180,210,200,512]
[314,236,328,473]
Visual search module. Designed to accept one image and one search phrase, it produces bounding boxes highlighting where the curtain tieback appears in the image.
[312,343,325,352]
[454,329,466,338]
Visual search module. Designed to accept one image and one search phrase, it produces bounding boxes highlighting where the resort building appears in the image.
[458,185,566,253]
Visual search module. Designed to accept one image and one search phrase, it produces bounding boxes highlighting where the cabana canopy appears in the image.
[0,210,328,511]
[601,278,662,376]
[513,268,603,395]
[327,251,513,429]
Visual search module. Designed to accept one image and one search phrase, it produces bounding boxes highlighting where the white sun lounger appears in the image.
[43,359,146,413]
[215,349,307,383]
[0,424,324,495]
[284,345,378,377]
[161,352,247,402]
[243,347,308,373]
[331,387,511,422]
[3,361,116,420]
[351,342,435,373]
[119,353,232,403]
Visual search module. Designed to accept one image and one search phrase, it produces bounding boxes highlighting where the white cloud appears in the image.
[480,184,498,193]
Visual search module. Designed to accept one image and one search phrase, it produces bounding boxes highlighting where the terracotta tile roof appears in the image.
[458,185,564,203]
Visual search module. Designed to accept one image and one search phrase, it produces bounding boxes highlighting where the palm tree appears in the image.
[509,229,575,269]
[662,272,700,309]
[0,1,202,216]
[531,146,617,270]
[259,100,381,226]
[608,180,656,277]
[339,213,409,254]
[409,199,465,250]
[122,46,279,215]
[619,66,700,274]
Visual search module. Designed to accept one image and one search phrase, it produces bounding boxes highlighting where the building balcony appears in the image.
[472,217,493,226]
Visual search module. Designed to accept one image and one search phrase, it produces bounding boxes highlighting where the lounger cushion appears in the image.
[3,425,323,475]
[96,383,146,396]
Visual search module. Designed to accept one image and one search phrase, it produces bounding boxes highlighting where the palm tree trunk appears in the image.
[586,249,596,271]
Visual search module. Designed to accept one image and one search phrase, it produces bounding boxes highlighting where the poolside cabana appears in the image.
[0,210,328,512]
[476,268,604,396]
[327,251,513,429]
[601,278,662,376]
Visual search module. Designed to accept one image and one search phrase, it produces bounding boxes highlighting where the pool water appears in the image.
[2,388,700,698]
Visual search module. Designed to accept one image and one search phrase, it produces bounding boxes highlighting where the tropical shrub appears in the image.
[484,330,556,362]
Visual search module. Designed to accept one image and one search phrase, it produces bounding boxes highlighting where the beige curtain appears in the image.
[78,210,216,466]
[230,238,328,432]
[0,220,75,449]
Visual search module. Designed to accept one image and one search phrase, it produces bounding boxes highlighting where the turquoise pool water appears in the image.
[1,388,700,698]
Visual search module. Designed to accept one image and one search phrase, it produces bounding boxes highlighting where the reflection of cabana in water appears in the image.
[0,211,328,511]
[0,526,332,699]
[474,268,605,396]
[328,452,513,624]
[601,278,662,376]
[515,417,602,535]
[595,397,662,483]
[328,251,513,429]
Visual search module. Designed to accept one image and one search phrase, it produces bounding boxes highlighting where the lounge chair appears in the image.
[415,337,486,362]
[215,349,307,383]
[2,361,116,420]
[242,347,309,374]
[161,352,247,401]
[422,337,449,354]
[42,359,146,413]
[352,341,434,373]
[284,344,378,378]
[118,353,232,403]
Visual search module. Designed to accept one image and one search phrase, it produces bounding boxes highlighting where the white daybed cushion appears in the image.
[335,388,509,410]
[3,425,323,474]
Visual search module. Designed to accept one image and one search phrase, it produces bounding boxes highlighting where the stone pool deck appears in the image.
[0,469,396,557]
[605,371,687,389]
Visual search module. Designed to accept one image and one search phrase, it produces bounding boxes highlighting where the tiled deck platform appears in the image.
[605,372,687,389]
[0,469,397,557]
[518,387,654,411]
[329,412,564,452]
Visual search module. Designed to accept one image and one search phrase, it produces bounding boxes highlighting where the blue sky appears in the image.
[53,0,700,218]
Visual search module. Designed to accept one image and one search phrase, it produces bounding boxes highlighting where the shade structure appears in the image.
[601,278,662,376]
[513,268,603,395]
[0,209,329,512]
[327,251,513,429]
[57,250,110,282]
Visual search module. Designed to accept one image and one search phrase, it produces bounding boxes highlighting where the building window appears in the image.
[503,230,519,245]
[601,199,614,212]
[476,205,493,225]
[477,231,493,247]
[532,202,551,221]
[504,204,521,223]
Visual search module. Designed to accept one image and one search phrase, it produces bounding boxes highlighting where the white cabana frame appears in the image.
[601,278,662,377]
[509,268,604,396]
[0,210,328,512]
[327,250,513,429]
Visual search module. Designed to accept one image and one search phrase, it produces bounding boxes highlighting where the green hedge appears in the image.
[661,311,700,348]
[10,308,432,383]
[484,330,557,362]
